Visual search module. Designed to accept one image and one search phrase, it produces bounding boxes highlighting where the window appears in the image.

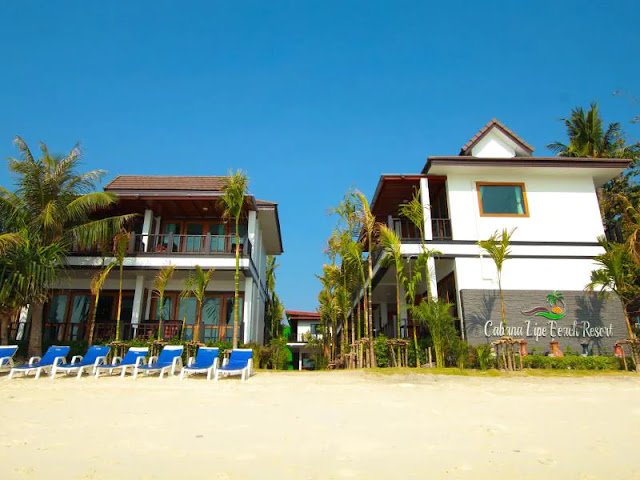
[477,182,528,217]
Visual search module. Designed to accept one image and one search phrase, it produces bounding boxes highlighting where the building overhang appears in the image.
[423,156,631,186]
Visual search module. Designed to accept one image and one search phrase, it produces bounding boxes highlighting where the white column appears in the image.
[453,258,465,340]
[420,177,432,241]
[141,209,153,252]
[247,210,257,261]
[243,276,254,343]
[387,215,393,229]
[380,303,388,330]
[299,353,302,371]
[131,275,145,325]
[427,257,438,301]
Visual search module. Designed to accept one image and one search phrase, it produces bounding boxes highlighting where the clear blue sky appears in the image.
[1,1,639,312]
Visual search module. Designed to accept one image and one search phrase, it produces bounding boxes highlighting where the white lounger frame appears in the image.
[94,347,149,379]
[9,354,68,379]
[180,355,219,381]
[214,349,254,382]
[0,345,18,370]
[133,346,183,380]
[51,353,109,379]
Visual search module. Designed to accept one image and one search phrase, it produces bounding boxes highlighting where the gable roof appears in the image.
[460,118,535,156]
[104,175,228,192]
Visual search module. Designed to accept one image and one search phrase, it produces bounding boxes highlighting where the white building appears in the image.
[365,119,629,353]
[14,176,283,346]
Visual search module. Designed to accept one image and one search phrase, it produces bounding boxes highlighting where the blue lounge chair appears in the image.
[51,345,110,379]
[214,348,253,382]
[134,345,183,379]
[0,345,18,370]
[180,347,219,381]
[94,347,149,378]
[9,345,70,379]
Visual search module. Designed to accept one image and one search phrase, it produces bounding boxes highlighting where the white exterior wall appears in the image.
[454,257,600,292]
[296,319,319,336]
[445,172,604,243]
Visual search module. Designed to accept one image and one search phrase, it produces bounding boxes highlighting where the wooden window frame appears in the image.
[476,181,529,218]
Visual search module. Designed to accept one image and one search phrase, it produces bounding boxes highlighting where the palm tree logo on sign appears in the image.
[521,291,566,320]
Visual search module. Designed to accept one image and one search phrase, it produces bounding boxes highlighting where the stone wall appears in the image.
[460,290,627,355]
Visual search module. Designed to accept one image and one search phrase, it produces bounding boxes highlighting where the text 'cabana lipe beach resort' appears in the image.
[354,119,632,356]
[9,175,283,347]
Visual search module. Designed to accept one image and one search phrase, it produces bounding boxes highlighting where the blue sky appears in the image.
[1,1,639,312]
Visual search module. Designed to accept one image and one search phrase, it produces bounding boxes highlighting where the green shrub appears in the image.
[522,355,621,370]
[408,338,432,367]
[475,344,494,370]
[373,334,390,367]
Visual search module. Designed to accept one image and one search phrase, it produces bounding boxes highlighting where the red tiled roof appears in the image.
[285,310,320,319]
[460,118,535,155]
[104,175,229,191]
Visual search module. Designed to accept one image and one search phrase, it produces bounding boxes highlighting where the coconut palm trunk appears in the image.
[0,309,13,345]
[28,302,44,357]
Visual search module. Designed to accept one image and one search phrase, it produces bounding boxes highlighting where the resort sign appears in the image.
[482,291,614,340]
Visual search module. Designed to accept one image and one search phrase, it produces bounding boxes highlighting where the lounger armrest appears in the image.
[71,355,83,365]
[111,356,122,366]
[187,357,195,367]
[213,357,219,370]
[0,357,13,368]
[171,355,182,372]
[29,356,41,365]
[247,358,254,376]
[94,356,107,367]
[135,356,147,367]
[222,357,229,367]
[53,356,67,367]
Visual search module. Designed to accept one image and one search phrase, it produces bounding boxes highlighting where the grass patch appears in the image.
[364,367,638,378]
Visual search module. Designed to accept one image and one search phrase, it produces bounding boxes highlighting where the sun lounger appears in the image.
[214,348,253,382]
[0,345,19,370]
[9,345,70,379]
[180,347,219,381]
[51,345,110,379]
[133,345,183,379]
[94,347,149,378]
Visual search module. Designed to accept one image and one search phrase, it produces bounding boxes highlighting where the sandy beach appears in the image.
[0,370,639,479]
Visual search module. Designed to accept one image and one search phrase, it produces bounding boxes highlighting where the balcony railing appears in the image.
[71,234,252,257]
[391,218,452,241]
[288,332,322,343]
[431,218,452,241]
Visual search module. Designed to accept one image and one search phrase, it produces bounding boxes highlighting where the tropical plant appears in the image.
[0,138,134,355]
[475,344,493,370]
[181,265,215,343]
[111,231,131,342]
[153,265,176,340]
[378,224,405,339]
[411,299,456,368]
[586,239,640,339]
[343,240,366,343]
[88,261,115,346]
[477,228,515,332]
[355,190,377,367]
[547,103,639,159]
[219,169,249,349]
[317,263,341,361]
[403,257,423,367]
[0,238,63,345]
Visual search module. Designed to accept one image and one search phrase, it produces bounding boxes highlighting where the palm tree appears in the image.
[112,231,131,342]
[88,262,115,346]
[0,138,134,355]
[378,225,405,339]
[181,265,215,343]
[411,299,456,368]
[355,191,377,367]
[265,255,285,339]
[586,239,639,340]
[343,240,366,342]
[219,170,249,349]
[547,103,637,158]
[153,265,176,340]
[317,263,341,361]
[477,228,515,332]
[403,258,422,367]
[0,237,62,346]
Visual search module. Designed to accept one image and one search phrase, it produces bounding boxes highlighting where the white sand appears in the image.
[0,370,639,479]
